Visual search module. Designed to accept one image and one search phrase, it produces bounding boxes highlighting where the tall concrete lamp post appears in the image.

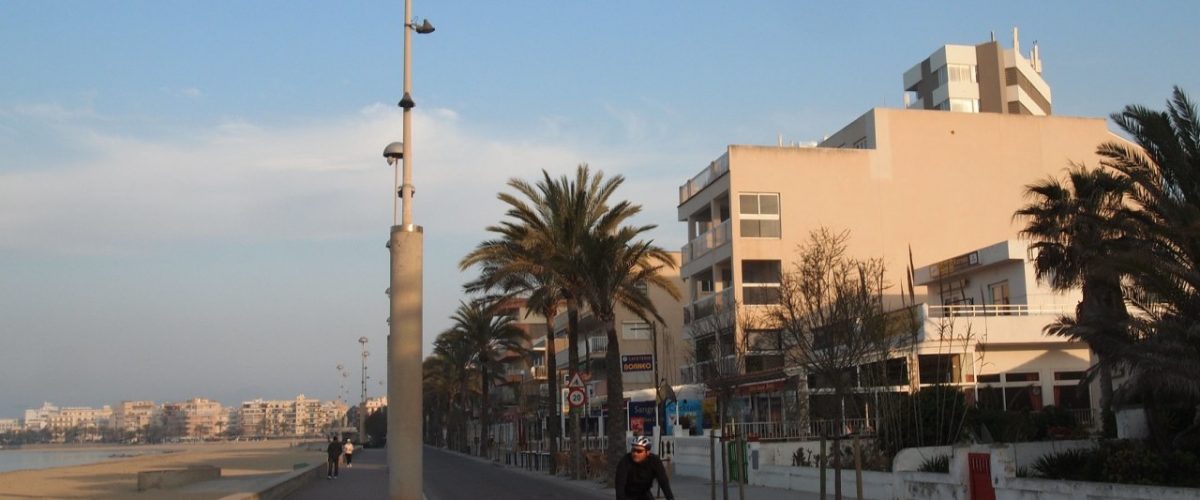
[383,1,433,498]
[358,336,369,441]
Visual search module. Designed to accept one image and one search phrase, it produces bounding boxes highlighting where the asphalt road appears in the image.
[424,447,610,500]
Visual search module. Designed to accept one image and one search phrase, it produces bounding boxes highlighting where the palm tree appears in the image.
[430,328,475,452]
[450,299,528,457]
[1016,166,1133,425]
[459,164,639,477]
[575,224,680,480]
[1095,87,1200,418]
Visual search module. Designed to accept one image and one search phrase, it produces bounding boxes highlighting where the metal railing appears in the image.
[723,417,877,441]
[927,303,1073,318]
[1068,408,1100,428]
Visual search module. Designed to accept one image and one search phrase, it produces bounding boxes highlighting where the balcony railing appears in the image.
[682,219,732,266]
[679,154,730,204]
[530,365,548,379]
[685,288,734,325]
[927,303,1073,318]
[576,336,607,358]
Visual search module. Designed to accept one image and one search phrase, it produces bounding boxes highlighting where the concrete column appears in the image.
[388,226,423,500]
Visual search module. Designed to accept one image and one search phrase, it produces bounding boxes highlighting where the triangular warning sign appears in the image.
[568,373,585,388]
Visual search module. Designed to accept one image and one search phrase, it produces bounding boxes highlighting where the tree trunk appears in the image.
[604,316,625,486]
[481,365,490,457]
[544,312,561,475]
[567,301,583,479]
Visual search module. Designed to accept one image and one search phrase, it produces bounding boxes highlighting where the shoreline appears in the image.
[0,440,324,499]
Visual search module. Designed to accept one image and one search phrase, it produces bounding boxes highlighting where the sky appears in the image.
[1,1,1197,419]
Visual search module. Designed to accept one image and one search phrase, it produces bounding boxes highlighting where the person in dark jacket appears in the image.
[326,435,343,479]
[615,436,674,500]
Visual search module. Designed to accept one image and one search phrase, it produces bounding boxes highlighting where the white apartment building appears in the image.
[22,402,58,430]
[903,28,1050,116]
[0,419,20,433]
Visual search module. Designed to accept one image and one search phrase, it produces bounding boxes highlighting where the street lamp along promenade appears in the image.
[384,2,433,499]
[359,336,369,442]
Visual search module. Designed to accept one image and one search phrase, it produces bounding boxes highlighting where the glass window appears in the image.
[739,193,781,238]
[947,64,977,83]
[759,195,779,215]
[1005,372,1040,382]
[739,194,759,215]
[1054,371,1085,381]
[949,98,980,113]
[622,321,651,340]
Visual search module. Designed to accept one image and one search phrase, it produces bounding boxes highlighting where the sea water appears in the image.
[0,447,155,473]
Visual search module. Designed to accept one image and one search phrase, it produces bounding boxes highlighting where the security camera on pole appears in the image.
[382,0,433,498]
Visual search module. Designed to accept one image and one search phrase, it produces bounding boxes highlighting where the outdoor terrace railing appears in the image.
[927,303,1073,318]
[682,219,732,266]
[722,417,876,441]
[679,154,730,204]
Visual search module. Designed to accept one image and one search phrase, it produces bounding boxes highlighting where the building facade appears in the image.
[677,58,1122,435]
[903,28,1050,115]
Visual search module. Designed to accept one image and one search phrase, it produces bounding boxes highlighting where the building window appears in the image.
[989,281,1011,306]
[739,193,781,238]
[949,98,980,113]
[947,64,978,83]
[622,321,651,340]
[918,354,962,384]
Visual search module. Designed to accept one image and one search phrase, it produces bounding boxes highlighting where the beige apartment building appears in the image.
[903,28,1050,115]
[113,400,159,436]
[677,37,1122,435]
[548,251,686,435]
[161,398,228,440]
[238,395,342,437]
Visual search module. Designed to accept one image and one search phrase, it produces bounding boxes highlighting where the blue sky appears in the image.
[1,1,1197,419]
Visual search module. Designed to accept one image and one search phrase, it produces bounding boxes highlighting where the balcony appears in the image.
[683,288,735,327]
[927,303,1072,318]
[679,154,730,204]
[576,336,607,358]
[681,219,731,267]
[530,365,548,380]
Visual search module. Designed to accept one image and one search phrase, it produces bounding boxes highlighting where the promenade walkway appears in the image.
[287,446,811,499]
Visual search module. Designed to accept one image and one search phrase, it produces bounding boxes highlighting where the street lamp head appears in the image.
[411,19,435,34]
[383,142,404,165]
[359,336,369,345]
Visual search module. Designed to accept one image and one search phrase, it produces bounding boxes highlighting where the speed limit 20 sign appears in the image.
[567,387,587,408]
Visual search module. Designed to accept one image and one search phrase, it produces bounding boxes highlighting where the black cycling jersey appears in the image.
[614,452,674,500]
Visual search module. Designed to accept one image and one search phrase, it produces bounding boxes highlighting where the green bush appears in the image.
[1029,448,1092,481]
[917,454,950,473]
[1028,440,1200,488]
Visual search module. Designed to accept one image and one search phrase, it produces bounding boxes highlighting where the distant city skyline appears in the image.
[1,1,1197,419]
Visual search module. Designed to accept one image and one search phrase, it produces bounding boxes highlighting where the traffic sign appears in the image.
[568,373,585,389]
[568,387,587,408]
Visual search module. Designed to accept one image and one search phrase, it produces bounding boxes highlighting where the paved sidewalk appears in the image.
[286,446,815,499]
[432,448,816,500]
[287,447,387,499]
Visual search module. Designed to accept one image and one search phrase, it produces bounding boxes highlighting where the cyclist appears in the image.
[615,436,675,500]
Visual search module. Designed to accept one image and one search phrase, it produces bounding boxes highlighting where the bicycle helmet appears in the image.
[632,435,652,450]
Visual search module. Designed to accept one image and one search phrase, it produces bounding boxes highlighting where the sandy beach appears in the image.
[0,440,325,499]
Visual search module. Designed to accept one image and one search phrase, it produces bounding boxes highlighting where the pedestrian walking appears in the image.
[326,435,343,479]
[343,437,355,468]
[614,436,674,500]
